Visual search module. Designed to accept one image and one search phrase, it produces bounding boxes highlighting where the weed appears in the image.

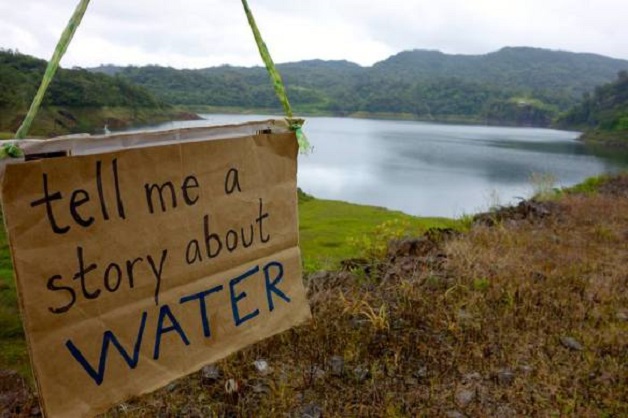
[530,172,558,200]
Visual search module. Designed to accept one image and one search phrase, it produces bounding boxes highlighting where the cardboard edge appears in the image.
[0,119,290,187]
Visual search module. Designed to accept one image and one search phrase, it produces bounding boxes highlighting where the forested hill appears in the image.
[371,47,628,97]
[0,49,175,136]
[557,71,628,145]
[90,47,628,126]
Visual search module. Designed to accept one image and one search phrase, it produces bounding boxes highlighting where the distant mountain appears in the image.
[372,47,628,97]
[88,47,628,127]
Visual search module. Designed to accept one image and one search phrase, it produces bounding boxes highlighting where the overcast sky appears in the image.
[1,0,627,69]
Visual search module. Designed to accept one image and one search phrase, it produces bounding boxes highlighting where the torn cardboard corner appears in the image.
[0,121,310,418]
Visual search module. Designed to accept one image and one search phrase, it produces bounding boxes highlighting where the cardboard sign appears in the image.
[0,124,310,417]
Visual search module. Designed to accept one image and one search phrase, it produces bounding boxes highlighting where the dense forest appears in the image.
[557,71,628,130]
[92,47,628,127]
[0,49,172,136]
[556,71,628,145]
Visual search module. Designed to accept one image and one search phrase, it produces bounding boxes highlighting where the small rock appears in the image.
[201,364,221,383]
[253,359,272,376]
[519,364,534,374]
[225,378,240,394]
[167,383,178,392]
[496,369,515,386]
[446,410,466,418]
[30,406,42,416]
[250,380,270,394]
[329,356,345,377]
[455,389,475,408]
[353,365,370,382]
[494,404,516,418]
[560,336,584,351]
[457,310,473,321]
[462,372,482,382]
[301,403,323,418]
[413,366,428,379]
[616,311,628,322]
[306,365,326,380]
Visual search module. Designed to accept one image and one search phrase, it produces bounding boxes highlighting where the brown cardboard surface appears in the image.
[0,127,310,417]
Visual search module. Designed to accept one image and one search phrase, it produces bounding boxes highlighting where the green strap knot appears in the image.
[287,118,310,152]
[0,143,25,159]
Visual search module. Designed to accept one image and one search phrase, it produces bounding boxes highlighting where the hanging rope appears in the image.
[240,0,310,151]
[14,0,91,140]
[11,0,309,151]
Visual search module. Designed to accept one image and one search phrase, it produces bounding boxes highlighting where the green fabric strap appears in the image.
[13,0,309,152]
[14,0,91,140]
[240,0,310,151]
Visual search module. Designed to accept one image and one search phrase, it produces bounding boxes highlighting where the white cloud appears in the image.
[1,0,627,68]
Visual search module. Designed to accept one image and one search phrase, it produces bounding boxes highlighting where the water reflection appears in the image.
[127,115,628,217]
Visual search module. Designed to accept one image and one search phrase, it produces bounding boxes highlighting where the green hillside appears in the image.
[90,47,628,127]
[557,71,628,145]
[0,49,179,137]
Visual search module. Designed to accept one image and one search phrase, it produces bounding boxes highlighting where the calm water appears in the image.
[132,114,628,217]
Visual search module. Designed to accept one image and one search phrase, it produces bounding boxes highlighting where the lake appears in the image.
[132,115,628,217]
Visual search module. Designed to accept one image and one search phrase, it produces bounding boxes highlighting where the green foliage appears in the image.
[563,174,610,195]
[484,97,558,127]
[347,219,414,260]
[472,277,491,291]
[90,47,628,127]
[298,196,458,272]
[0,49,168,134]
[557,71,628,135]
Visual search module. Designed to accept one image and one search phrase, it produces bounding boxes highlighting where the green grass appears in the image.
[298,196,458,272]
[564,174,610,194]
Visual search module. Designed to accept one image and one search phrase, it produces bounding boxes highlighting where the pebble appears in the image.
[250,380,270,394]
[301,403,323,418]
[353,365,371,382]
[329,356,345,377]
[519,364,534,374]
[616,311,628,322]
[496,369,515,386]
[462,372,482,382]
[225,379,240,394]
[253,359,272,376]
[560,336,584,351]
[307,365,326,380]
[455,389,475,408]
[446,410,466,418]
[413,366,428,379]
[201,364,221,383]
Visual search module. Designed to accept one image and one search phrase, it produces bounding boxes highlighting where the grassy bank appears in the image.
[298,191,458,272]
